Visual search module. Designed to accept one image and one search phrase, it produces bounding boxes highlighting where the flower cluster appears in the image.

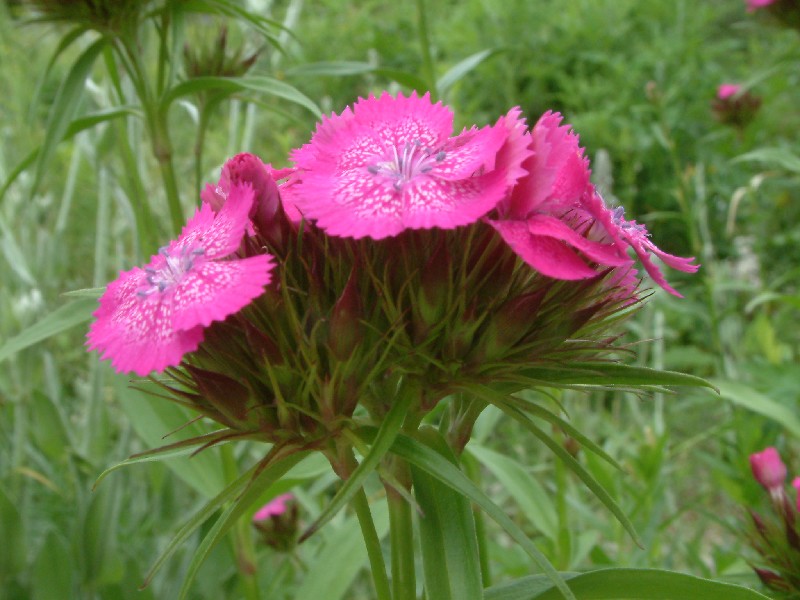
[746,447,800,596]
[88,92,697,468]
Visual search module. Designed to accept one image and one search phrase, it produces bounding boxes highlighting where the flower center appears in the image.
[611,206,647,234]
[138,243,205,297]
[367,139,446,190]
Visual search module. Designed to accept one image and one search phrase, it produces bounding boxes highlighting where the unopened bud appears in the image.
[328,269,362,360]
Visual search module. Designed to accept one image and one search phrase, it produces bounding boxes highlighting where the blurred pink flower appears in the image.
[87,183,274,375]
[253,493,295,522]
[286,91,519,239]
[792,477,800,511]
[750,447,788,492]
[717,84,742,100]
[747,0,777,11]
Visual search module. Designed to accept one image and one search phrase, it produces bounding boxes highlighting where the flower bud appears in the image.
[750,447,787,492]
[712,84,761,130]
[328,269,363,361]
[253,493,299,552]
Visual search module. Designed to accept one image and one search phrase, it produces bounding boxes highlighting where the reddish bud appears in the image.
[328,269,362,360]
[712,85,761,130]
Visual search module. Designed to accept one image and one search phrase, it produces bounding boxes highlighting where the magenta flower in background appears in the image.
[253,493,294,522]
[285,91,519,239]
[750,447,788,492]
[717,83,742,100]
[87,183,275,375]
[747,0,777,11]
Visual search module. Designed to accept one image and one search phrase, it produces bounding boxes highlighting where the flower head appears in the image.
[750,447,788,492]
[87,183,275,375]
[286,91,517,239]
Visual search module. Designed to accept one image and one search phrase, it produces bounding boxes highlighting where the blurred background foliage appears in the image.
[0,0,798,598]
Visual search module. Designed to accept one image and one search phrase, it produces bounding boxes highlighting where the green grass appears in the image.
[1,0,799,598]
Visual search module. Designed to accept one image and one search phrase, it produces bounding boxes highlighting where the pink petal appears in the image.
[171,254,274,331]
[488,219,599,280]
[526,214,631,267]
[86,269,206,375]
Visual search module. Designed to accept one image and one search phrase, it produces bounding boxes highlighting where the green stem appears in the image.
[386,475,416,600]
[221,446,261,600]
[415,0,437,99]
[353,487,392,600]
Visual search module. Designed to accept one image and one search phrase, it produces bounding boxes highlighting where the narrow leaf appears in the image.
[177,450,310,599]
[32,37,107,195]
[363,429,575,600]
[163,76,321,117]
[516,363,715,389]
[437,48,497,95]
[412,430,483,600]
[483,568,770,600]
[299,388,414,541]
[0,297,96,364]
[712,379,800,438]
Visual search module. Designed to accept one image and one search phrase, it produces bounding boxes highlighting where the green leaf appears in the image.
[177,450,310,599]
[367,429,575,600]
[113,385,227,498]
[294,501,391,600]
[712,379,800,438]
[299,387,414,541]
[437,48,498,96]
[31,530,75,600]
[162,76,321,117]
[32,37,107,195]
[1,108,137,205]
[734,147,800,175]
[515,363,715,390]
[0,297,96,364]
[285,61,376,77]
[0,487,25,577]
[467,443,557,543]
[483,568,770,600]
[412,430,483,600]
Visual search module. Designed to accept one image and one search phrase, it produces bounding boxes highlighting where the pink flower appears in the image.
[488,111,634,281]
[747,0,777,11]
[253,493,294,522]
[717,84,742,101]
[750,447,788,492]
[87,183,275,375]
[286,91,517,239]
